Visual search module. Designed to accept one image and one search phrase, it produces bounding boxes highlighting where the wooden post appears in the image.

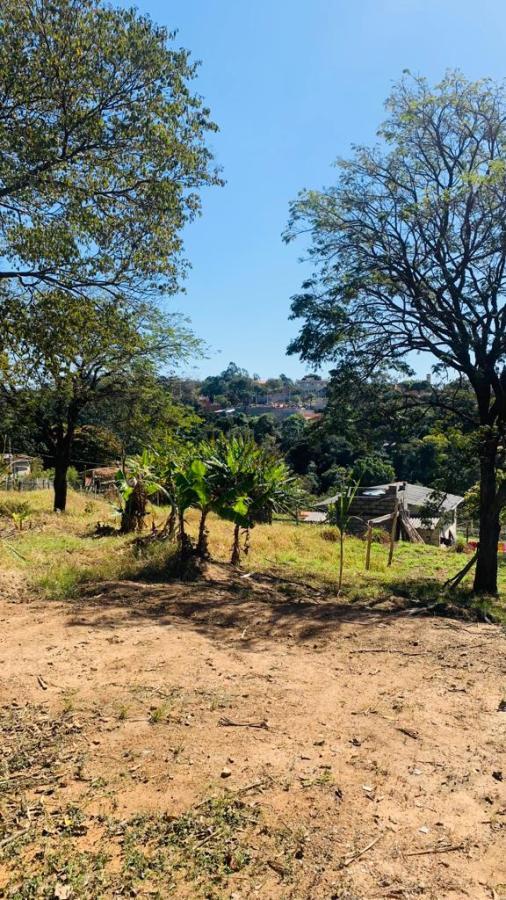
[387,502,399,567]
[365,520,372,571]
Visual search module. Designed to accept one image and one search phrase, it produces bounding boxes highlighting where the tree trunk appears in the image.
[231,523,241,566]
[53,454,69,512]
[196,508,210,559]
[473,447,500,594]
[50,407,78,513]
[177,508,193,560]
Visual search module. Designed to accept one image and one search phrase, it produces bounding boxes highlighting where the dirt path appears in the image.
[1,569,505,898]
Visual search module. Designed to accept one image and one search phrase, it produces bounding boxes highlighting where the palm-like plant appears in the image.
[199,435,255,564]
[172,457,210,560]
[115,450,165,533]
[327,477,360,591]
[204,436,297,565]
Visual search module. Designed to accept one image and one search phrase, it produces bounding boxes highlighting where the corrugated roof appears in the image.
[378,482,463,512]
[316,482,463,512]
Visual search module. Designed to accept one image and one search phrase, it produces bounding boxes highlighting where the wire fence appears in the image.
[2,477,53,491]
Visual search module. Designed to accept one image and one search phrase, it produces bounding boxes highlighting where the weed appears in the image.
[117,703,129,721]
[149,703,169,724]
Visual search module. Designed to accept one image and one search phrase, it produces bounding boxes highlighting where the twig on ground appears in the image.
[350,648,427,657]
[403,842,466,857]
[194,827,222,849]
[341,833,383,867]
[232,777,273,795]
[404,602,440,616]
[3,541,27,561]
[396,726,419,740]
[0,827,30,850]
[218,716,269,729]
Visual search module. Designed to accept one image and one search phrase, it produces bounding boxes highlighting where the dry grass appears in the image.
[0,489,504,617]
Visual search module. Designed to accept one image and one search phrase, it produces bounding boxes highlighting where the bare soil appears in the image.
[0,565,505,898]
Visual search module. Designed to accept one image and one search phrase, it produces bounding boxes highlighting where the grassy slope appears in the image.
[0,489,504,617]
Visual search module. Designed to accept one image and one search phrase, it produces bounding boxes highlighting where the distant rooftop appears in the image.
[317,481,464,512]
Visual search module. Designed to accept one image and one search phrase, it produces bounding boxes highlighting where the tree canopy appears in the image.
[0,0,220,310]
[285,71,506,593]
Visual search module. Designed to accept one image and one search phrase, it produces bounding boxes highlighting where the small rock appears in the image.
[221,767,232,778]
[492,770,503,782]
[314,737,325,746]
[419,825,430,834]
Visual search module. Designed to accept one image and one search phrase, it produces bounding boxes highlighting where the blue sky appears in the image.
[135,0,506,379]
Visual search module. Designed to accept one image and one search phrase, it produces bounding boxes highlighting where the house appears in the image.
[83,465,119,494]
[3,454,33,478]
[315,481,464,546]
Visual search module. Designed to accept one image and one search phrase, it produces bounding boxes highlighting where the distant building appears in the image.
[3,454,33,478]
[315,481,464,546]
[83,466,119,493]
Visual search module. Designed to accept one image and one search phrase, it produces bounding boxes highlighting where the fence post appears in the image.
[365,520,372,571]
[387,502,399,568]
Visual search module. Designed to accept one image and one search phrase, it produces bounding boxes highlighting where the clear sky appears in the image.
[133,0,506,380]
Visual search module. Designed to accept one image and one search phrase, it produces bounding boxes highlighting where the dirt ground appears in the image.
[1,565,505,898]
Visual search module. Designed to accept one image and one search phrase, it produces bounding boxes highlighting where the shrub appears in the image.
[0,498,32,518]
[321,528,340,542]
[453,537,467,553]
[67,466,81,489]
[370,527,390,545]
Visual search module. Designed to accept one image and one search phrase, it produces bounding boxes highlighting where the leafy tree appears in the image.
[0,0,220,310]
[252,413,277,444]
[353,455,395,487]
[1,293,196,511]
[172,458,210,560]
[85,371,201,457]
[286,72,506,593]
[201,363,259,406]
[71,425,122,471]
[217,440,295,566]
[279,414,307,452]
[192,438,250,560]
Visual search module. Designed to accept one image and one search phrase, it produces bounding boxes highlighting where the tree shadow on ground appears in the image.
[64,559,495,650]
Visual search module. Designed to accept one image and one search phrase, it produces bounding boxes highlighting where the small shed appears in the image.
[315,481,464,545]
[83,465,119,494]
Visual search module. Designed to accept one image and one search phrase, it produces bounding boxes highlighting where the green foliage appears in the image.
[327,478,360,591]
[0,498,31,517]
[66,467,81,490]
[352,455,395,487]
[286,70,506,592]
[72,426,122,471]
[149,435,299,567]
[0,0,220,304]
[116,450,166,533]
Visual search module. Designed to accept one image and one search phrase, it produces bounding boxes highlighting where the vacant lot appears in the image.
[0,491,505,898]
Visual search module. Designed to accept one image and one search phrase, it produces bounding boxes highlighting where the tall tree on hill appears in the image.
[0,0,220,316]
[286,72,506,594]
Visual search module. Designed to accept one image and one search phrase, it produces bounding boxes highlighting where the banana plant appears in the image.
[115,450,166,534]
[327,477,360,591]
[204,436,297,566]
[172,457,210,559]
